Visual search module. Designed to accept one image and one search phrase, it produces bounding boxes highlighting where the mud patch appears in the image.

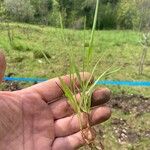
[108,94,150,115]
[107,94,150,145]
[2,81,22,91]
[111,118,140,144]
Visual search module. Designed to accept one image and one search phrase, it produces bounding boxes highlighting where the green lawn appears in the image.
[0,22,149,96]
[0,23,150,150]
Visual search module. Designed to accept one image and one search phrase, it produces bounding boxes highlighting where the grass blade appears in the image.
[59,77,80,113]
[86,0,99,65]
[88,67,121,95]
[40,50,51,64]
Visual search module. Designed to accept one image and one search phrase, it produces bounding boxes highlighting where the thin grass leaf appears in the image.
[86,0,99,65]
[79,92,85,111]
[59,12,67,44]
[88,67,120,96]
[74,64,83,87]
[84,52,107,92]
[87,68,112,96]
[82,95,92,113]
[69,58,77,93]
[40,50,51,64]
[105,68,121,76]
[59,77,80,113]
[82,16,87,75]
[80,68,113,113]
[79,53,106,111]
[87,94,92,112]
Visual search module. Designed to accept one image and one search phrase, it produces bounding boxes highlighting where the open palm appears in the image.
[0,73,111,150]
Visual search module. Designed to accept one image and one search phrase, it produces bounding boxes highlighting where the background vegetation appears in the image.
[0,22,149,96]
[0,0,150,30]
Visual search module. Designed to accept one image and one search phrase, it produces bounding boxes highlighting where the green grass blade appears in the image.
[40,50,51,64]
[105,68,121,76]
[87,67,112,94]
[59,77,80,113]
[59,12,67,44]
[82,16,87,74]
[88,67,121,95]
[74,64,83,87]
[86,0,99,65]
[84,52,106,91]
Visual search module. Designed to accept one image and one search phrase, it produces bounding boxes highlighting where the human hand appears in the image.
[0,52,6,82]
[0,54,111,150]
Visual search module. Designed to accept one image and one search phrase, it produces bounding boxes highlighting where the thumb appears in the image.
[0,51,6,83]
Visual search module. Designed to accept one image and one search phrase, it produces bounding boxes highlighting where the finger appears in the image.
[16,72,93,103]
[0,51,6,83]
[52,131,93,150]
[54,106,111,137]
[91,87,111,106]
[50,88,111,119]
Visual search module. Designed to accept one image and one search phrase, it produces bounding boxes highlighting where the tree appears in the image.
[48,0,60,27]
[136,0,150,30]
[30,0,52,24]
[4,0,35,22]
[117,0,139,29]
[0,0,6,21]
[81,0,118,29]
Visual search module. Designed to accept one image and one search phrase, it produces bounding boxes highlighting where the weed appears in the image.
[57,0,120,149]
[139,33,150,75]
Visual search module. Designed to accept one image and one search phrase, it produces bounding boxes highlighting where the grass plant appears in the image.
[57,0,120,149]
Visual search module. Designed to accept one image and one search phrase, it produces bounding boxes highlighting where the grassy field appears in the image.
[0,23,149,96]
[0,23,150,149]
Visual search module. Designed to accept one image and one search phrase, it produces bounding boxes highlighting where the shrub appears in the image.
[136,0,150,31]
[98,2,117,29]
[117,0,139,29]
[48,0,60,27]
[4,0,35,22]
